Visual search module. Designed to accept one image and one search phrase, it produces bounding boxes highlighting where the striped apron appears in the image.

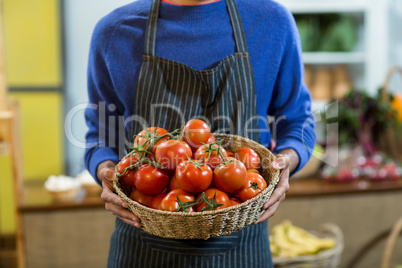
[108,0,273,266]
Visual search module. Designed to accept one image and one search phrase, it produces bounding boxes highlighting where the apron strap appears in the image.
[144,0,160,56]
[225,0,248,53]
[143,0,249,56]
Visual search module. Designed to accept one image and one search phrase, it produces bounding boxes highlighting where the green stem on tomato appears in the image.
[249,182,261,190]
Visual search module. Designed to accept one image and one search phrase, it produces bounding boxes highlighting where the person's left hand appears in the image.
[256,150,297,223]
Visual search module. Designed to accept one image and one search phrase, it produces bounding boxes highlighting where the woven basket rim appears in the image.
[114,180,277,217]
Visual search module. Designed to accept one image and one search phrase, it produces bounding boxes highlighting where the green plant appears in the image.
[322,89,399,154]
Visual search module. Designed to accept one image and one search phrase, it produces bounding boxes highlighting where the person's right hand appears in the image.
[97,160,141,228]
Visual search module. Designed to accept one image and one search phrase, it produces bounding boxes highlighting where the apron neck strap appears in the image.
[143,0,249,56]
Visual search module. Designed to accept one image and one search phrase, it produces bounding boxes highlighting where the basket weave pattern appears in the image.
[114,133,280,239]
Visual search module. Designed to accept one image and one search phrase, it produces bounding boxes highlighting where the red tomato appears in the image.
[175,160,213,193]
[155,140,192,170]
[130,189,154,207]
[160,189,195,212]
[117,156,139,187]
[134,127,169,154]
[169,174,181,190]
[213,159,247,193]
[229,197,242,207]
[196,188,230,212]
[194,144,228,169]
[237,173,267,202]
[235,147,261,170]
[134,164,170,195]
[149,193,168,210]
[226,151,235,158]
[207,135,216,144]
[182,119,211,149]
[247,169,260,174]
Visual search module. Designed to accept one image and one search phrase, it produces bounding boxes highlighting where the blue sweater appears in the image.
[84,0,316,182]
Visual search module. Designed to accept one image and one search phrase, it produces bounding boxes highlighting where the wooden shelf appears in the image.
[19,177,402,212]
[303,52,365,64]
[311,100,329,112]
[278,0,367,14]
[20,180,104,212]
[288,177,402,197]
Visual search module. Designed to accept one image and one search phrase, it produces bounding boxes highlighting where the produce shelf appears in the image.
[303,52,365,65]
[288,177,402,197]
[278,0,367,14]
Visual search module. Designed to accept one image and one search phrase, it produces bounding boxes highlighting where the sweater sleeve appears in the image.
[268,8,316,174]
[84,19,124,185]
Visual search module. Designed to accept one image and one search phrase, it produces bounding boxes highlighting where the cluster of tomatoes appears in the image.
[116,119,267,213]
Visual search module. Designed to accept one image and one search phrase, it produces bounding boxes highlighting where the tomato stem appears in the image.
[186,155,205,169]
[200,191,224,211]
[249,182,261,190]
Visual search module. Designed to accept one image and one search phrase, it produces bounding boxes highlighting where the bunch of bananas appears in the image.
[270,221,336,257]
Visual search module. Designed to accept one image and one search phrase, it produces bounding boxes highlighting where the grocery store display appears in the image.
[113,119,280,239]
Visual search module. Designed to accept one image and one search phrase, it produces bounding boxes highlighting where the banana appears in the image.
[269,221,336,257]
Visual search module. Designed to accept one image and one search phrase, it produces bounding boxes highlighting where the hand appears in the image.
[256,149,299,223]
[97,160,141,228]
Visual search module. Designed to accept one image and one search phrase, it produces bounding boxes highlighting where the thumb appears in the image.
[100,167,116,183]
[271,154,290,170]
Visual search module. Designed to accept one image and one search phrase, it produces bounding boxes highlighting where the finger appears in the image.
[265,170,289,208]
[106,202,141,223]
[118,216,141,228]
[257,200,281,223]
[256,194,286,223]
[101,185,128,208]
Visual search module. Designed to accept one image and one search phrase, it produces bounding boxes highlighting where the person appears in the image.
[84,0,316,266]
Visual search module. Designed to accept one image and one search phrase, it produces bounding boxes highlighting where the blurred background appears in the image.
[0,0,401,267]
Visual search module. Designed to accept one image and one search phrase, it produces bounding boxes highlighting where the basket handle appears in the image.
[381,66,402,103]
[381,216,402,268]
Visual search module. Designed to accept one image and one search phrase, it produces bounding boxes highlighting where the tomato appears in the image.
[196,188,230,212]
[182,119,211,149]
[117,156,139,187]
[130,189,154,207]
[229,197,242,207]
[213,159,247,193]
[155,140,192,169]
[169,174,181,190]
[175,160,213,193]
[194,144,228,169]
[226,151,235,158]
[235,147,261,170]
[134,127,169,154]
[237,173,267,202]
[247,169,260,174]
[207,135,216,144]
[134,164,170,195]
[149,193,168,210]
[160,189,195,212]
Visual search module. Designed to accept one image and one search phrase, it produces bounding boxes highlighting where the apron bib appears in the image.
[109,0,272,267]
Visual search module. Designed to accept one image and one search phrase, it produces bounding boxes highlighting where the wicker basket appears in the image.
[273,223,344,268]
[381,216,402,268]
[114,133,280,240]
[377,66,402,162]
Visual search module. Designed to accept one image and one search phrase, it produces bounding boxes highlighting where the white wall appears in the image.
[63,0,133,176]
